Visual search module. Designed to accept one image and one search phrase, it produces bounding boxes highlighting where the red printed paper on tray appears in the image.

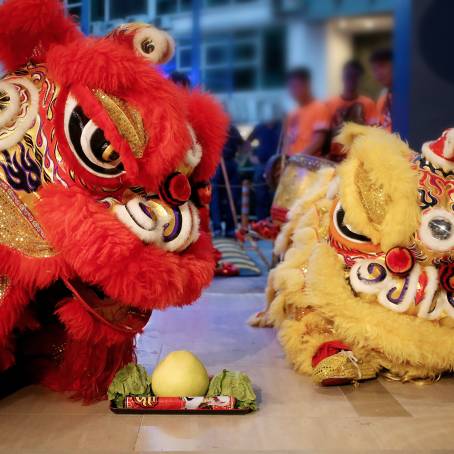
[125,396,236,411]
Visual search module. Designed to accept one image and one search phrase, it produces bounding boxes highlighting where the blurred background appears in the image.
[65,0,394,125]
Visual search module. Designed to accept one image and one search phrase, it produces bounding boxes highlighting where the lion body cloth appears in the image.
[0,0,227,401]
[256,123,454,385]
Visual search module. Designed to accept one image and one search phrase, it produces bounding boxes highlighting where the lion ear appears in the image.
[337,123,420,251]
[0,0,81,71]
[335,122,371,149]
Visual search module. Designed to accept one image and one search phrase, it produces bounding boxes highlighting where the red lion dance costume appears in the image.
[0,0,227,401]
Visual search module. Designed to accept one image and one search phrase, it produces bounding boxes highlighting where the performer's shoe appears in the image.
[312,351,376,386]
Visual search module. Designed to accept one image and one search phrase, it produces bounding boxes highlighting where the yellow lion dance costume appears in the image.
[253,124,454,385]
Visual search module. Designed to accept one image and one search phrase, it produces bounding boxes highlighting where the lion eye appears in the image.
[140,38,156,55]
[63,95,125,178]
[419,208,454,252]
[133,27,174,64]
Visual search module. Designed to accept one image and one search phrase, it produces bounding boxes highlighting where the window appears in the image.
[157,0,192,15]
[233,68,256,90]
[175,30,279,94]
[234,42,256,62]
[205,0,230,6]
[110,0,147,19]
[263,27,285,88]
[178,48,193,70]
[206,44,229,66]
[65,0,82,22]
[180,0,192,11]
[68,5,82,19]
[91,0,104,21]
[205,0,256,5]
[205,69,231,92]
[157,0,178,15]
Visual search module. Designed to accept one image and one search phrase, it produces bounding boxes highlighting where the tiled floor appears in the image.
[2,273,454,452]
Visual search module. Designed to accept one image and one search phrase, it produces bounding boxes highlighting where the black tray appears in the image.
[110,402,252,415]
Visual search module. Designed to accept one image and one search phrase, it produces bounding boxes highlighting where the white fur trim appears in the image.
[114,197,170,245]
[350,260,390,294]
[184,125,202,169]
[326,176,339,200]
[0,81,20,127]
[416,266,442,320]
[419,208,454,252]
[0,78,39,150]
[422,140,454,172]
[378,263,420,313]
[162,202,195,252]
[441,129,454,159]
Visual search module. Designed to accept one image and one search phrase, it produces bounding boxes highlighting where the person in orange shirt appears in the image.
[285,68,330,157]
[326,60,377,161]
[370,48,393,131]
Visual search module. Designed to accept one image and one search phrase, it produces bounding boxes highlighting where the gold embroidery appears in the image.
[0,183,55,258]
[0,275,9,302]
[94,90,146,159]
[355,165,389,225]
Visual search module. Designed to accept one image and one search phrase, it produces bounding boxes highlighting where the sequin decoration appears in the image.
[355,165,389,225]
[0,275,9,303]
[0,180,54,257]
[93,90,146,159]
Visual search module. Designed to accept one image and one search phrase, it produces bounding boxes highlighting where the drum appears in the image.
[271,155,336,224]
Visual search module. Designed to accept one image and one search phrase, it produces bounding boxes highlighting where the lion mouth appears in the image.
[112,196,200,252]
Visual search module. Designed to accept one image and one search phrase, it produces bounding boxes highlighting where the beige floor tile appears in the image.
[367,416,454,451]
[0,413,142,452]
[0,385,109,415]
[380,377,454,417]
[136,414,381,451]
[342,380,411,417]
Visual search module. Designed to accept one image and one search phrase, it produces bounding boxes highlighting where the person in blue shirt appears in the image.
[247,118,282,220]
[210,124,244,237]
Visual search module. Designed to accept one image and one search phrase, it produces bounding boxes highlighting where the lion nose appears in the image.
[159,172,192,206]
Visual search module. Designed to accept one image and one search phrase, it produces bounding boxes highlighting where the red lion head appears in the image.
[0,0,228,401]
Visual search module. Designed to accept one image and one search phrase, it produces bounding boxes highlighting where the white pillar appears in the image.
[286,21,327,100]
[325,22,353,97]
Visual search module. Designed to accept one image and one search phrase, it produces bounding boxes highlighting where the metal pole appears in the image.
[80,0,90,35]
[219,157,238,231]
[191,0,202,87]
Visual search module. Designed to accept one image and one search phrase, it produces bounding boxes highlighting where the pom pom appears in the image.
[385,247,414,276]
[159,172,191,206]
[192,181,212,207]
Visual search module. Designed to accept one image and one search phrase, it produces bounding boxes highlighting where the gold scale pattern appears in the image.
[0,183,54,258]
[356,165,389,225]
[94,90,146,159]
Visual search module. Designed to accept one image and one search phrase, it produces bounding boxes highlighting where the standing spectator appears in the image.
[326,60,377,161]
[370,48,393,131]
[210,124,244,238]
[285,67,330,157]
[247,115,282,220]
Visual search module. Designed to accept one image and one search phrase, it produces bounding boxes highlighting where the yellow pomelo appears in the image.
[151,350,209,397]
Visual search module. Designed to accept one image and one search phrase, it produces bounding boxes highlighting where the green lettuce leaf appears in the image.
[107,363,151,408]
[207,370,257,410]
